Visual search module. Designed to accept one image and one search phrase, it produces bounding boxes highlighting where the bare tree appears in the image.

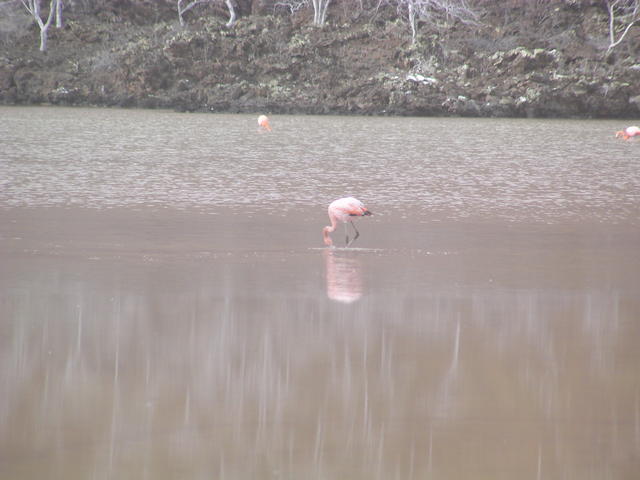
[605,0,639,51]
[312,0,331,24]
[274,0,307,14]
[55,0,62,27]
[224,0,237,27]
[395,0,478,43]
[20,0,61,51]
[274,0,331,25]
[176,0,237,27]
[176,0,210,26]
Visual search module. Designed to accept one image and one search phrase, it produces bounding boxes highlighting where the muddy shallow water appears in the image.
[1,107,639,479]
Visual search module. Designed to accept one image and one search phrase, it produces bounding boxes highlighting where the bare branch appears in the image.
[394,0,479,43]
[272,0,331,25]
[274,0,307,15]
[177,0,211,26]
[605,0,639,52]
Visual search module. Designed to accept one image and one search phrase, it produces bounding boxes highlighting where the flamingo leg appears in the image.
[347,221,360,247]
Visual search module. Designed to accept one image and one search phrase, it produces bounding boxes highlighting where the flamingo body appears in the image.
[615,126,640,140]
[323,197,372,247]
[257,115,271,131]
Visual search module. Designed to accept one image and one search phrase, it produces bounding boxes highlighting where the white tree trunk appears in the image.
[55,0,63,28]
[312,0,331,25]
[225,0,237,27]
[39,25,48,50]
[21,0,57,51]
[408,2,416,43]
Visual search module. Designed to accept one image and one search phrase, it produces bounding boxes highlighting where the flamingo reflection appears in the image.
[323,249,363,304]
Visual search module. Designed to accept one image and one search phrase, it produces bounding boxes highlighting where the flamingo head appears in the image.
[323,226,334,246]
[615,130,628,140]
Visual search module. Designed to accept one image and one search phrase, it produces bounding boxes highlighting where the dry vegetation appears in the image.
[1,0,639,117]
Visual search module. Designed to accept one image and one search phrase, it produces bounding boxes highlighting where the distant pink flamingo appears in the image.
[323,197,372,247]
[257,114,271,131]
[615,126,640,140]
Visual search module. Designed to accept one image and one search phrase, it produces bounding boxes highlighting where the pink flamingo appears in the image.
[323,197,372,247]
[615,126,640,140]
[257,114,271,131]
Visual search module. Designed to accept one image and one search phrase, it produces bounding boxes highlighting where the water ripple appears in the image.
[1,107,638,224]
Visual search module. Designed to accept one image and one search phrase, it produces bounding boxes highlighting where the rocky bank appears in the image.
[1,1,639,118]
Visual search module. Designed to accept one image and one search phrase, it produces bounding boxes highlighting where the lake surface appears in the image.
[1,106,639,479]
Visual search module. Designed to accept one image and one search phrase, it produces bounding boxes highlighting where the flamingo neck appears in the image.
[323,217,337,246]
[323,226,334,246]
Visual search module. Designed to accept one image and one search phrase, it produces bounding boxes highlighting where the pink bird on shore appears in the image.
[615,126,640,140]
[323,197,372,247]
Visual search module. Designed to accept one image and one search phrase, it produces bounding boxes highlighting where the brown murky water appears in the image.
[1,107,639,479]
